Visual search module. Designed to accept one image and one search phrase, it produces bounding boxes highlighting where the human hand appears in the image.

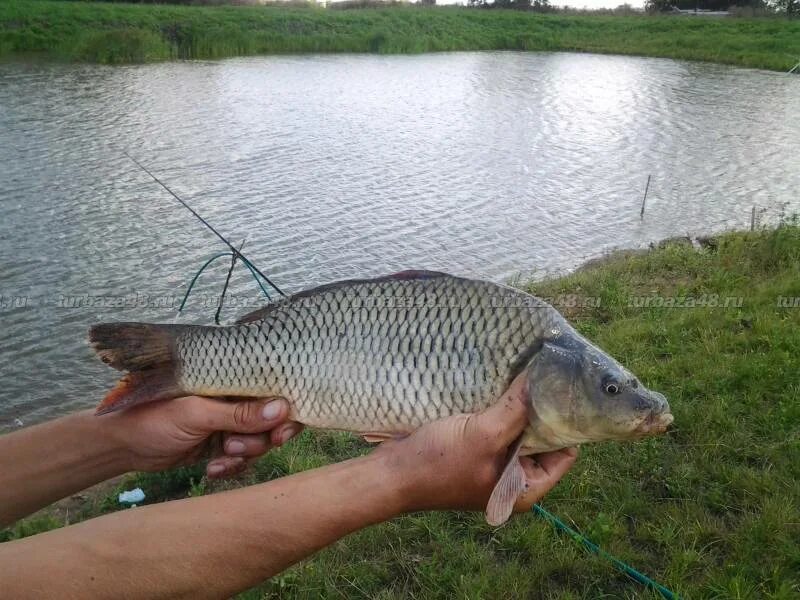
[101,397,303,479]
[377,373,577,516]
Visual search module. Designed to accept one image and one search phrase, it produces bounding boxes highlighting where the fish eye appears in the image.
[603,381,621,395]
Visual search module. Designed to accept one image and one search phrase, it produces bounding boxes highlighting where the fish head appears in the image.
[525,340,673,448]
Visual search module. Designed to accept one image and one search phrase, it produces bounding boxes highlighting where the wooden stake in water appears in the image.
[751,206,756,231]
[640,175,651,219]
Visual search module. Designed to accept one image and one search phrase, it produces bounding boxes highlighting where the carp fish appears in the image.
[90,270,673,525]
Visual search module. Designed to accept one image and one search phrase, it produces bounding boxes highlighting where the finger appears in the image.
[473,371,529,447]
[223,432,271,457]
[514,455,558,511]
[188,397,291,435]
[532,447,579,481]
[513,456,544,512]
[513,448,578,511]
[269,422,304,447]
[206,456,246,479]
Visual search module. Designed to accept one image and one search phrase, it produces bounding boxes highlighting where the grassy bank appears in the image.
[4,225,800,597]
[1,1,800,70]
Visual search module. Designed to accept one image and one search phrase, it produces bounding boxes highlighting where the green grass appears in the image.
[5,225,800,597]
[1,0,800,69]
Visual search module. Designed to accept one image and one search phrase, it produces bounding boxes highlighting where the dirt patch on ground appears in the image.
[34,476,125,526]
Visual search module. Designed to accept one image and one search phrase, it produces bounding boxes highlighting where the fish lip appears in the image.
[634,411,674,436]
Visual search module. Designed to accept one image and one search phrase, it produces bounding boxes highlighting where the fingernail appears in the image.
[208,463,225,476]
[280,424,298,445]
[227,439,246,455]
[262,400,283,421]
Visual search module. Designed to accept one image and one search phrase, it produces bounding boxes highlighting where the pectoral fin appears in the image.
[485,434,527,527]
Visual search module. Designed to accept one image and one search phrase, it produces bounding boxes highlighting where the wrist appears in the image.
[372,443,429,514]
[72,410,136,476]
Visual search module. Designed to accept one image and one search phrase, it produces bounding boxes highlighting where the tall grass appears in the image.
[5,226,800,597]
[1,0,799,69]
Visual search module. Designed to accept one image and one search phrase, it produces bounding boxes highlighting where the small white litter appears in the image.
[118,488,145,505]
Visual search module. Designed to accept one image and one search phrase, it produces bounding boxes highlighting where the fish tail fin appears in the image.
[96,369,183,416]
[89,322,189,415]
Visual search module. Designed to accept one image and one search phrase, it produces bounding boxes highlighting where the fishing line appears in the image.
[175,250,273,321]
[532,504,679,599]
[122,151,286,298]
[214,239,245,325]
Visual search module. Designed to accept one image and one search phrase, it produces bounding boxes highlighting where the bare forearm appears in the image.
[0,411,130,527]
[0,453,406,599]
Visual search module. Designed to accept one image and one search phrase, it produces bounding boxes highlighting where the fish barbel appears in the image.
[90,270,673,524]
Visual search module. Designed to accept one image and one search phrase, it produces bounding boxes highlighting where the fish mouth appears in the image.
[633,411,674,436]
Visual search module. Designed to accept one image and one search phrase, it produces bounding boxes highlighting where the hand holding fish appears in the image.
[101,395,303,479]
[0,396,300,527]
[375,372,578,515]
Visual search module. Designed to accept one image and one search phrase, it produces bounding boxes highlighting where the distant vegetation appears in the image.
[1,0,799,69]
[644,0,796,14]
[5,224,800,597]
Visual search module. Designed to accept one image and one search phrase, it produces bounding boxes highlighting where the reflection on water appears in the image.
[1,52,799,427]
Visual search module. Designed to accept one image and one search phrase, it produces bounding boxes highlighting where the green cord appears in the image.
[179,252,272,315]
[178,252,233,313]
[532,504,679,599]
[238,257,274,304]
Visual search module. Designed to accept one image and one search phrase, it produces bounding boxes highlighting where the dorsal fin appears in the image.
[235,270,452,324]
[235,303,282,324]
[381,269,449,280]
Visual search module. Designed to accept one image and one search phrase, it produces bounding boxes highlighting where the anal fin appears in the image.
[485,434,527,527]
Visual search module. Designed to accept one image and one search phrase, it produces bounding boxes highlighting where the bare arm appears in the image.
[5,453,402,598]
[0,410,130,527]
[0,397,302,527]
[0,375,577,599]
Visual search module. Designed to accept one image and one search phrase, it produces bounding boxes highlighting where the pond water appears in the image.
[1,51,799,428]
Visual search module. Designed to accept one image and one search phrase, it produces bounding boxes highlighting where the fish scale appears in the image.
[173,272,561,433]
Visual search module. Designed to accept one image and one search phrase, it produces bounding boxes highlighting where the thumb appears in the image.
[474,371,530,448]
[186,396,290,434]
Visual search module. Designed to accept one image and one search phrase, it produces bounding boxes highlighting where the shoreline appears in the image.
[2,2,799,71]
